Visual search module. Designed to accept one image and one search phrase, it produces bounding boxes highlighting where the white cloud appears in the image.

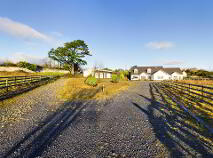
[146,41,174,49]
[0,17,51,42]
[0,53,49,65]
[163,60,184,65]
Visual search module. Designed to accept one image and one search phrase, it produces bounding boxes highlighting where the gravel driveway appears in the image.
[0,81,212,158]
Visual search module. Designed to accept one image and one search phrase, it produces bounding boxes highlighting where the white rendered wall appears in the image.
[151,70,171,80]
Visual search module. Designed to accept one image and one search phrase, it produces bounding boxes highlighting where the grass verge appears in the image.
[59,78,135,100]
[0,71,32,77]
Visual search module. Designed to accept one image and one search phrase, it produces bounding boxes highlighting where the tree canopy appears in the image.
[186,69,213,78]
[48,40,91,74]
[17,61,37,71]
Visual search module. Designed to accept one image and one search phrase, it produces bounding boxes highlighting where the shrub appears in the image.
[119,72,125,80]
[28,64,37,71]
[17,61,37,71]
[112,74,120,83]
[85,76,97,87]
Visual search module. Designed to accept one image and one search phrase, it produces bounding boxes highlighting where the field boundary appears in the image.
[154,81,213,134]
[0,75,59,101]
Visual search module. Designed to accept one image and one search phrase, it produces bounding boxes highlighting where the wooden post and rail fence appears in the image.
[159,81,213,106]
[154,81,213,134]
[0,75,58,100]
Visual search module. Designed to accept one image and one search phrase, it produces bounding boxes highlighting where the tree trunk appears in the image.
[67,64,75,75]
[71,63,74,75]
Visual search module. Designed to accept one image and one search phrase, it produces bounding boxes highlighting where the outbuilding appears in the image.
[83,68,113,79]
[94,69,113,79]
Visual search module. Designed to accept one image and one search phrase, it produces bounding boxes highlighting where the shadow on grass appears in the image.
[71,87,101,100]
[3,101,88,158]
[160,84,213,126]
[132,83,213,158]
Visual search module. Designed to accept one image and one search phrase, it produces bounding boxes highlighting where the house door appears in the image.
[100,73,103,78]
[104,73,107,78]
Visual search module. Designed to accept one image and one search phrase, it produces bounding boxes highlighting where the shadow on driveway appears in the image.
[132,83,213,158]
[3,101,88,158]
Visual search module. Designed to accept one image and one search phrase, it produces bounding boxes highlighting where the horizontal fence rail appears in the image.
[184,77,213,81]
[163,81,213,102]
[155,81,213,134]
[0,75,58,100]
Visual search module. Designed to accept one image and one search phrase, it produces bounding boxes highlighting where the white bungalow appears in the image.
[130,66,186,81]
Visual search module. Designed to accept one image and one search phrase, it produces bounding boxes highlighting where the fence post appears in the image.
[180,83,183,101]
[6,79,8,92]
[102,84,105,92]
[189,84,190,96]
[202,85,204,101]
[15,76,16,86]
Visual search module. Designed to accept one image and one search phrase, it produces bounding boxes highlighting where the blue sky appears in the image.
[0,0,213,70]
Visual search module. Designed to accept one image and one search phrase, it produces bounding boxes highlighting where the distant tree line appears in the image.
[17,61,37,71]
[0,60,64,72]
[186,69,213,78]
[0,61,38,71]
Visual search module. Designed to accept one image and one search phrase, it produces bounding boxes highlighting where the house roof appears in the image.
[130,66,182,75]
[130,66,163,75]
[162,68,182,75]
[95,69,113,73]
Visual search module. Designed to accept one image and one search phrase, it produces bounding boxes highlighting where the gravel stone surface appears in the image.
[0,78,66,157]
[0,81,212,158]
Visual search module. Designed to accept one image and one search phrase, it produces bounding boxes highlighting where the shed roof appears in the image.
[95,69,113,73]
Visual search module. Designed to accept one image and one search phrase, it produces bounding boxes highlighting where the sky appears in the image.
[0,0,213,70]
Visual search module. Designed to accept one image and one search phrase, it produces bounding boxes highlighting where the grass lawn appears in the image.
[59,78,136,100]
[179,80,213,86]
[0,71,32,77]
[35,72,67,76]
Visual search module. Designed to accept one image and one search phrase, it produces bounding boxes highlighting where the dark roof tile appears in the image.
[130,66,182,75]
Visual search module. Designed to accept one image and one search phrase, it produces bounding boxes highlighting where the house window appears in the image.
[109,73,112,78]
[174,76,178,80]
[134,69,138,74]
[158,76,164,80]
[95,73,99,78]
[100,73,103,78]
[147,68,151,74]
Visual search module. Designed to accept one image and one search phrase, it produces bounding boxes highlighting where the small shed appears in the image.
[94,69,113,79]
